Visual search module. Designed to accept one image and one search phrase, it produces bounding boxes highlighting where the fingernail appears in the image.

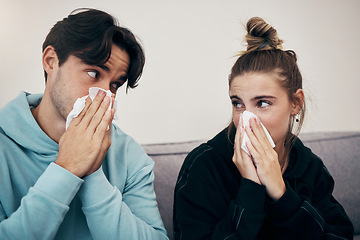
[103,96,110,102]
[256,117,261,125]
[98,90,105,96]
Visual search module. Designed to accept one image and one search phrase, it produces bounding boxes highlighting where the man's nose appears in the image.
[92,79,112,92]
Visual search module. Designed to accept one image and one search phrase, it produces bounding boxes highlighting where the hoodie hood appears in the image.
[207,127,234,161]
[0,92,59,156]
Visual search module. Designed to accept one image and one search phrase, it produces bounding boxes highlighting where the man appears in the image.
[0,8,168,239]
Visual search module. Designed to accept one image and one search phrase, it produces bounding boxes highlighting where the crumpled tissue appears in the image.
[65,87,113,130]
[240,111,275,155]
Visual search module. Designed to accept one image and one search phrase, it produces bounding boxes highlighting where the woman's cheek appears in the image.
[259,116,276,136]
[233,113,240,128]
[262,118,287,144]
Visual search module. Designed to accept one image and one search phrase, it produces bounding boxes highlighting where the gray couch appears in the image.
[143,131,360,240]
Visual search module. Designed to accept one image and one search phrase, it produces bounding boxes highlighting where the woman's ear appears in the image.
[291,89,305,115]
[42,46,59,80]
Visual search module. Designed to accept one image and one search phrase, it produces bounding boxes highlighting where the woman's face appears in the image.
[230,71,300,149]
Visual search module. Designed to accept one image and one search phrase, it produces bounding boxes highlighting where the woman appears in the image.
[173,17,353,239]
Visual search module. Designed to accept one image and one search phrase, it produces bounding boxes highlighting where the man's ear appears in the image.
[42,46,59,79]
[291,89,305,115]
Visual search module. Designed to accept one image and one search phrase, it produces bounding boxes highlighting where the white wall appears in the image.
[1,0,359,144]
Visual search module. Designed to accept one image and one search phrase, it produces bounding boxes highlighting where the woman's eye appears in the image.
[232,101,243,109]
[258,100,270,108]
[87,71,98,79]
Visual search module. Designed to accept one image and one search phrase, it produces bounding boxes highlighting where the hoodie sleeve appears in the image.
[265,165,354,239]
[77,138,168,240]
[174,146,267,240]
[0,163,83,240]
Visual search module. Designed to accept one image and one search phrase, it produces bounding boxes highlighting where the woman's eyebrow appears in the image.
[251,95,276,101]
[230,95,241,100]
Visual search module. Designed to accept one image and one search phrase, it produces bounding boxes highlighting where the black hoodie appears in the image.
[173,128,353,240]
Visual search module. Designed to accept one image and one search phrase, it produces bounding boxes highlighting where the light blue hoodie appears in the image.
[0,92,168,240]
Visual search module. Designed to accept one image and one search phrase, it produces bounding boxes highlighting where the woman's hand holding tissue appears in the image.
[245,117,286,200]
[233,115,261,185]
[233,115,286,201]
[55,90,115,178]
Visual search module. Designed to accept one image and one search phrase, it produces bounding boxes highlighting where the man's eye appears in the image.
[87,71,98,79]
[111,82,120,89]
[110,82,124,93]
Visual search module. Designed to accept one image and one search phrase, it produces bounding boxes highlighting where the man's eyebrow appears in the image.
[119,74,128,81]
[97,64,110,72]
[96,64,128,81]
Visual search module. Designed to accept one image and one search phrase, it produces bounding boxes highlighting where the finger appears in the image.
[240,142,254,165]
[245,139,262,165]
[234,114,243,157]
[87,96,112,133]
[251,118,272,150]
[236,134,262,184]
[248,118,272,156]
[93,108,114,140]
[68,97,92,129]
[111,93,116,108]
[80,90,107,129]
[234,116,241,148]
[245,124,272,166]
[238,116,255,161]
[235,115,255,166]
[245,123,262,152]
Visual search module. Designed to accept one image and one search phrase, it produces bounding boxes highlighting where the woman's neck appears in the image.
[275,141,289,174]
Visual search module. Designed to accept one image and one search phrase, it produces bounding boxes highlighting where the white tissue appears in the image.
[240,111,275,155]
[65,87,113,130]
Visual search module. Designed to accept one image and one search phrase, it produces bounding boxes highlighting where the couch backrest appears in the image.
[143,141,202,240]
[300,132,360,235]
[144,132,360,239]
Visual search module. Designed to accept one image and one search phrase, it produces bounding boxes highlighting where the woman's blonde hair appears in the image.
[228,17,305,151]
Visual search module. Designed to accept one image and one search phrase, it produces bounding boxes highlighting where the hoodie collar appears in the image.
[283,138,313,179]
[207,127,235,161]
[0,92,59,155]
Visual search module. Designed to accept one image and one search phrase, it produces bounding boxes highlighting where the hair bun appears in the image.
[244,17,283,52]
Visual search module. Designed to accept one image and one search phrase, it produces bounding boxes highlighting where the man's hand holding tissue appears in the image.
[233,115,286,201]
[55,90,115,178]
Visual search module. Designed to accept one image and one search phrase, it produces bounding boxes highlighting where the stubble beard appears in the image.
[49,69,73,121]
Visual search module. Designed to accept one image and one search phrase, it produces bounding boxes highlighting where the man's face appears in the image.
[48,44,130,121]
